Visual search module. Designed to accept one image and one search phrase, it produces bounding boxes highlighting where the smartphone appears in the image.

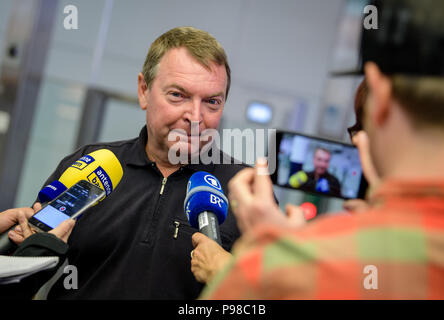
[270,130,368,200]
[28,180,106,232]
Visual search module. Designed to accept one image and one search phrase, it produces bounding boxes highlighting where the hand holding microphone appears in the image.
[185,171,232,283]
[184,171,228,245]
[190,232,232,283]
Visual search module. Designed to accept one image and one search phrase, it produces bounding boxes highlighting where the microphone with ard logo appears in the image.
[184,171,228,245]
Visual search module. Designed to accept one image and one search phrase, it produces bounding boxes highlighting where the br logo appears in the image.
[210,194,223,208]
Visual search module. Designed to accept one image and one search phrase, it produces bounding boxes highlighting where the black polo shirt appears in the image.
[304,171,342,198]
[44,126,248,299]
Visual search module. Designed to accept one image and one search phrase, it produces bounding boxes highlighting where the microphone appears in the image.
[184,171,228,245]
[315,178,330,193]
[38,149,123,203]
[289,170,308,188]
[0,149,123,255]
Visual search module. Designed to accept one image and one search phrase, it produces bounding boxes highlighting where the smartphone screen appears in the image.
[29,180,105,232]
[271,130,368,200]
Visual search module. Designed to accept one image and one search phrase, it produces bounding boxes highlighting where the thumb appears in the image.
[32,202,42,214]
[253,157,274,200]
[192,232,209,248]
[285,204,306,228]
[49,219,76,243]
[17,212,34,239]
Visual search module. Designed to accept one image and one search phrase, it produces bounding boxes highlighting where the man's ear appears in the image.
[138,73,149,111]
[364,62,392,126]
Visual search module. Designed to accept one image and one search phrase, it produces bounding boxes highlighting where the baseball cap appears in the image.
[331,0,444,77]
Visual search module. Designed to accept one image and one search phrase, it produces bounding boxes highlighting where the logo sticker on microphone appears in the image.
[71,155,95,170]
[204,175,222,190]
[87,166,113,196]
[210,194,224,208]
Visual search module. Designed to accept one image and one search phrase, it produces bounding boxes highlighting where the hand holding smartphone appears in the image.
[28,180,105,233]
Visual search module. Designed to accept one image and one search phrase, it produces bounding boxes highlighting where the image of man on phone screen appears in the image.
[303,147,341,197]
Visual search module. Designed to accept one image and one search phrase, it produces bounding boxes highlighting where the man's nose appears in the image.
[186,99,203,124]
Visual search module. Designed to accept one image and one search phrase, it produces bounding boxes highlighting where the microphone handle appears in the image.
[0,226,18,255]
[198,211,222,246]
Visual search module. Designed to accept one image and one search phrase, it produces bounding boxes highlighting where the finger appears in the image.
[285,204,306,228]
[8,230,24,244]
[228,168,255,204]
[253,157,274,200]
[15,207,35,220]
[17,212,33,239]
[14,225,22,234]
[32,202,42,214]
[49,219,75,243]
[229,168,255,192]
[1,208,34,229]
[192,232,207,248]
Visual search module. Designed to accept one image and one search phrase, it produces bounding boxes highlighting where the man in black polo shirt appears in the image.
[304,147,341,198]
[38,27,248,299]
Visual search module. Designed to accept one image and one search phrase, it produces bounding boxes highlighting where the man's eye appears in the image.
[169,92,185,100]
[207,98,221,106]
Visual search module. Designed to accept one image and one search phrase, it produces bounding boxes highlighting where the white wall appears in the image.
[45,0,344,133]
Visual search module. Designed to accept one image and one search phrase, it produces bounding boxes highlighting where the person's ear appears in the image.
[137,73,149,111]
[364,62,392,127]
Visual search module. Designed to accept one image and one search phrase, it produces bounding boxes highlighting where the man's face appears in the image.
[138,47,227,160]
[313,149,331,176]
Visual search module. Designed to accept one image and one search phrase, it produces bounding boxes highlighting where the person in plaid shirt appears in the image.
[200,0,444,299]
